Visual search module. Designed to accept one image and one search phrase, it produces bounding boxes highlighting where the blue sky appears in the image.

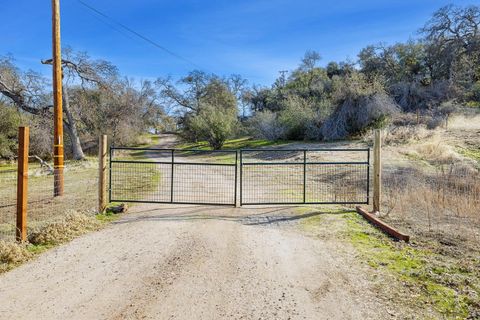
[1,0,478,85]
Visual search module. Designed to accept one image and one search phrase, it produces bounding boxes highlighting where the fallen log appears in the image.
[355,206,410,242]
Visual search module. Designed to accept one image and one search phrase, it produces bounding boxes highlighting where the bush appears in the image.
[0,104,21,159]
[467,81,480,103]
[248,110,286,141]
[28,212,101,245]
[426,116,444,129]
[188,104,238,150]
[321,73,399,140]
[390,80,455,111]
[278,96,315,140]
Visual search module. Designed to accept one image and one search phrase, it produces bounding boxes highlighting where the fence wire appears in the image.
[0,170,17,240]
[0,161,98,242]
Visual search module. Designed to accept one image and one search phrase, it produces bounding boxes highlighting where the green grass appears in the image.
[26,243,55,255]
[344,213,477,319]
[457,146,480,164]
[466,101,480,108]
[176,137,289,150]
[95,211,121,223]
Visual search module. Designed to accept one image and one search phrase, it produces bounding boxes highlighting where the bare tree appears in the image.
[40,48,119,159]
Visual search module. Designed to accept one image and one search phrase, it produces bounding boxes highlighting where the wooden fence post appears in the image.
[98,135,107,213]
[373,129,382,213]
[16,127,29,242]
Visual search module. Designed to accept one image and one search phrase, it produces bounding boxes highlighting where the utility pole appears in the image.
[52,0,64,196]
[278,70,288,87]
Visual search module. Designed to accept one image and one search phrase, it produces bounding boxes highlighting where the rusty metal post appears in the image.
[16,127,29,242]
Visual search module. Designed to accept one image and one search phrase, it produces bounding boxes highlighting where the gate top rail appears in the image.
[110,147,237,153]
[240,148,370,152]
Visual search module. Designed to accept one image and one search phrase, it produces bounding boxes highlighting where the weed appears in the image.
[28,212,101,246]
[0,241,32,273]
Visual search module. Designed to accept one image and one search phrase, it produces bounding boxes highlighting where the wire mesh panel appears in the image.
[0,170,17,241]
[110,161,172,203]
[306,163,368,203]
[109,148,237,205]
[240,149,370,205]
[242,164,304,204]
[172,163,236,205]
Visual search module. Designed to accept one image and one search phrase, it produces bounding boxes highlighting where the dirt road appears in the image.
[0,135,391,319]
[0,204,392,320]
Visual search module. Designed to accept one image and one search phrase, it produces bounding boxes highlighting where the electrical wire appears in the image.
[77,0,203,70]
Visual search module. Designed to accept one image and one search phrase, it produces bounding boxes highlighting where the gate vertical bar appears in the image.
[239,150,243,206]
[303,150,306,203]
[234,150,238,207]
[108,146,112,202]
[170,149,174,203]
[366,148,370,204]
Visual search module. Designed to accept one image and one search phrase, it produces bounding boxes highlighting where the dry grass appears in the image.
[448,114,480,131]
[0,241,32,273]
[28,211,101,246]
[384,125,433,145]
[409,140,462,165]
[383,162,480,246]
[0,159,98,241]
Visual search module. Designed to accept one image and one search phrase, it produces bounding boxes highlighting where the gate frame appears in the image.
[239,148,370,206]
[108,146,370,207]
[109,147,238,206]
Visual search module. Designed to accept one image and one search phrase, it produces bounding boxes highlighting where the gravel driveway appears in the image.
[0,203,391,320]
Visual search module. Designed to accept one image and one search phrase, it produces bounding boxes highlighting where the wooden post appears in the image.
[52,0,64,196]
[373,129,382,213]
[16,127,29,242]
[98,135,107,213]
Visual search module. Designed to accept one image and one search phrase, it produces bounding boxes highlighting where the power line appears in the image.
[77,0,203,70]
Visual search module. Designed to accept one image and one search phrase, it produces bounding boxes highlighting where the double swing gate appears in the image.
[109,147,370,206]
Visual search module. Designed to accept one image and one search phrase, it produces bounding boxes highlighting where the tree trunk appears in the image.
[62,85,85,160]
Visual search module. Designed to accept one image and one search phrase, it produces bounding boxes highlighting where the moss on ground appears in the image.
[457,146,480,164]
[344,213,478,319]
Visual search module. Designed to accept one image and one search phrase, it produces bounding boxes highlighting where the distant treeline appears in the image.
[1,5,479,155]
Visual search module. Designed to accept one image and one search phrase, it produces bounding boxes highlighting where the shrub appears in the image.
[390,80,455,111]
[188,104,238,150]
[0,104,21,159]
[248,110,286,141]
[321,73,399,140]
[467,81,480,102]
[28,212,101,245]
[0,241,32,266]
[426,116,445,129]
[277,95,315,140]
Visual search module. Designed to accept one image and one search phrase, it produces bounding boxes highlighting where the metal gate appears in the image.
[240,148,370,205]
[109,147,370,206]
[109,147,238,206]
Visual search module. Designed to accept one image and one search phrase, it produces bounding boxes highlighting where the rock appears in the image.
[106,203,128,214]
